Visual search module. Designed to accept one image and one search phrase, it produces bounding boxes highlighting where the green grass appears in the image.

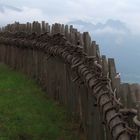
[0,63,79,140]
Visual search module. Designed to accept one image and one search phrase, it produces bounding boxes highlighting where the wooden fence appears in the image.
[0,21,140,140]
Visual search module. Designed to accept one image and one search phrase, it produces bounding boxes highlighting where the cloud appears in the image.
[94,26,126,35]
[93,26,127,46]
[0,4,22,14]
[4,5,22,12]
[0,7,46,26]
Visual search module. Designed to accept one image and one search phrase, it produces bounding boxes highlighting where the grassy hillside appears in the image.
[0,63,79,140]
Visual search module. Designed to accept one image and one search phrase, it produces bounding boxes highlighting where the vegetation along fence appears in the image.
[0,21,140,140]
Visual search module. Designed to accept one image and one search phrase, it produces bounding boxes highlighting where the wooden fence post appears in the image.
[101,55,108,76]
[108,58,120,97]
[83,32,91,54]
[64,25,69,40]
[119,83,130,107]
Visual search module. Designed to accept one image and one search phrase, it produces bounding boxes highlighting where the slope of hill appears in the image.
[0,63,80,140]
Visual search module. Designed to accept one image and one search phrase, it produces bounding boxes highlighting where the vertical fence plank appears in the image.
[102,55,108,76]
[83,32,91,54]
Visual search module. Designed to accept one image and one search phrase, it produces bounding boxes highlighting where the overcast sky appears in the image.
[0,0,140,34]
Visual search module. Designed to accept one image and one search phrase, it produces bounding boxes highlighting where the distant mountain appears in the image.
[0,4,22,13]
[68,19,140,83]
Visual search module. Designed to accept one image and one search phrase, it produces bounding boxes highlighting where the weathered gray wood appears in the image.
[119,83,130,107]
[88,41,96,56]
[106,58,121,98]
[129,84,139,108]
[41,21,46,33]
[61,24,65,35]
[53,23,61,34]
[79,33,84,46]
[64,25,69,40]
[83,32,91,54]
[87,89,106,140]
[102,55,108,76]
[108,58,118,91]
